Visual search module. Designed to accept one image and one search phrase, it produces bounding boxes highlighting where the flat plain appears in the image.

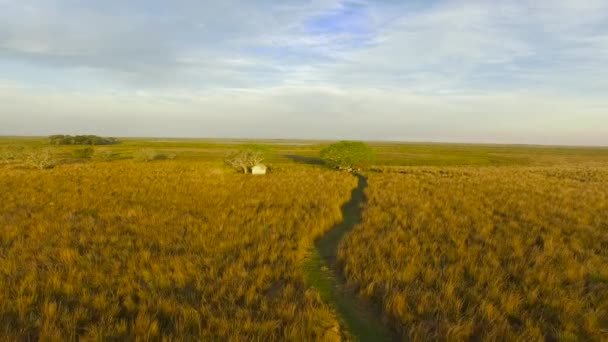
[1,136,607,340]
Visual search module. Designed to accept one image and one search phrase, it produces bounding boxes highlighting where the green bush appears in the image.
[72,147,94,159]
[133,149,175,162]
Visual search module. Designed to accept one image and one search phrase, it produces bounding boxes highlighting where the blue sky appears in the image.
[0,0,607,145]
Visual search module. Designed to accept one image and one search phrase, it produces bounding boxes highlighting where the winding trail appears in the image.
[306,174,397,341]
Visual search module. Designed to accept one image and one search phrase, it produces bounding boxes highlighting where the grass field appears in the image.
[1,136,608,340]
[0,156,356,339]
[339,166,608,340]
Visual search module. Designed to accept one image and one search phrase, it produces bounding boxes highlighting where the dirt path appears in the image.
[306,174,397,341]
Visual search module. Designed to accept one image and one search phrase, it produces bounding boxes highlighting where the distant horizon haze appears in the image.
[2,134,607,148]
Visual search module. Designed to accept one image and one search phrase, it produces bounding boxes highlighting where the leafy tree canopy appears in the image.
[320,141,374,171]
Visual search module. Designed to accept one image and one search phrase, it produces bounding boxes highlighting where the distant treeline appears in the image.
[49,135,120,145]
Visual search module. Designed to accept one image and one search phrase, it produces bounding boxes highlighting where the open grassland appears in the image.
[2,137,608,340]
[370,142,608,167]
[339,166,608,340]
[4,136,608,167]
[0,159,357,340]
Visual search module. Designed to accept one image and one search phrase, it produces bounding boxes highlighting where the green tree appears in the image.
[320,141,374,171]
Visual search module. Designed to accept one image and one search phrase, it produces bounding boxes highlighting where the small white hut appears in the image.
[251,164,267,175]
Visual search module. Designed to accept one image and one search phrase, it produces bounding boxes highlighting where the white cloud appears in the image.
[0,0,607,144]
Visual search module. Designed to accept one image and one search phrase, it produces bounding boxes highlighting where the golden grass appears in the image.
[339,166,608,340]
[0,160,356,340]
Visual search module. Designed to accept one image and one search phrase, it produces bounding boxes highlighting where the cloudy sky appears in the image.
[1,0,607,145]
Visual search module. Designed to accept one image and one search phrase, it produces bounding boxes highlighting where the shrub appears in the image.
[25,149,56,170]
[72,147,94,159]
[133,149,175,162]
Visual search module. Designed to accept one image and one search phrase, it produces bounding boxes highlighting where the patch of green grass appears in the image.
[306,174,395,342]
[305,248,393,342]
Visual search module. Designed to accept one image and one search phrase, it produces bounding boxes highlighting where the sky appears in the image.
[0,0,607,145]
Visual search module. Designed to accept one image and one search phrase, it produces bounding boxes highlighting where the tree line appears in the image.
[49,135,120,145]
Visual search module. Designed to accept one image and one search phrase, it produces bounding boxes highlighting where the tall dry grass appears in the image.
[339,167,608,340]
[0,160,356,340]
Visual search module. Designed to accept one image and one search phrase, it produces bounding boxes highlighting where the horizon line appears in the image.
[2,135,607,149]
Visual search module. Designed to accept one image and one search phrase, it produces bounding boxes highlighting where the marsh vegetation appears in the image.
[0,156,356,339]
[340,167,608,340]
[0,136,607,340]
